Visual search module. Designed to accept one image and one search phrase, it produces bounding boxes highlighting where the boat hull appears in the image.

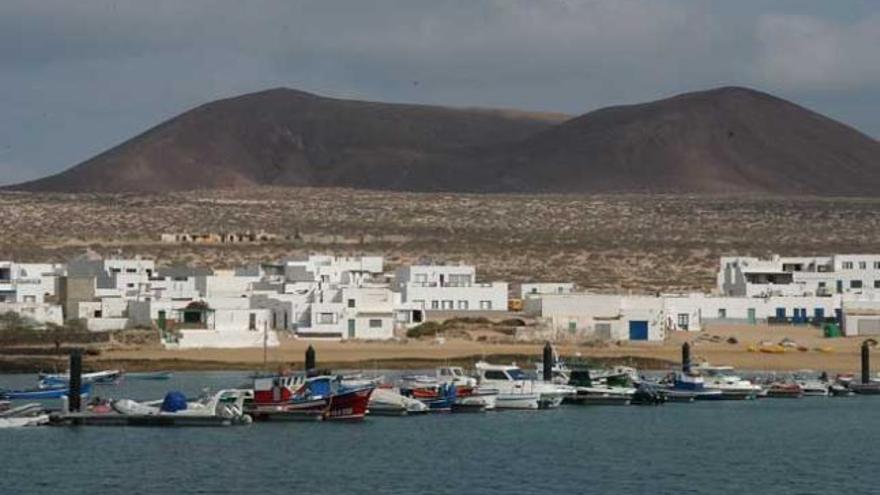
[1,383,92,400]
[250,387,373,421]
[495,394,540,410]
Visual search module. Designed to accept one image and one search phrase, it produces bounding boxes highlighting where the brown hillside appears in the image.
[9,86,880,195]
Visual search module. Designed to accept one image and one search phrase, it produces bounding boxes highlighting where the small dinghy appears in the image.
[1,383,92,400]
[0,403,49,428]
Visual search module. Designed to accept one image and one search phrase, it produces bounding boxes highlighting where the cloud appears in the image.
[0,1,877,184]
[755,13,880,90]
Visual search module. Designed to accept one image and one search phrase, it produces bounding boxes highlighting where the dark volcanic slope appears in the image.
[10,86,880,195]
[12,88,566,192]
[485,86,880,194]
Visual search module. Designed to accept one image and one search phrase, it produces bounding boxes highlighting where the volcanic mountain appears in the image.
[9,86,880,195]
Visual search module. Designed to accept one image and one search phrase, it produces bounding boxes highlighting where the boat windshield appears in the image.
[507,368,528,380]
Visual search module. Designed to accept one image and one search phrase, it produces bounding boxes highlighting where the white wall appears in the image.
[403,283,508,311]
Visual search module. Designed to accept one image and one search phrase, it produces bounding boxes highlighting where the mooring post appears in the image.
[682,342,691,373]
[68,348,83,413]
[305,345,316,377]
[542,342,553,382]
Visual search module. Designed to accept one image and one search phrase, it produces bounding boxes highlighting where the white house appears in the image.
[842,300,880,337]
[0,261,64,304]
[302,286,398,340]
[524,293,666,341]
[281,255,384,286]
[519,283,575,299]
[395,264,508,312]
[719,254,880,298]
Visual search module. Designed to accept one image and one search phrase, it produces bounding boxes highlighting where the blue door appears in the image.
[776,307,786,320]
[814,308,825,323]
[629,321,649,341]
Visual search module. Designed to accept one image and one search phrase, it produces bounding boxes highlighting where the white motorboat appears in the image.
[0,403,50,428]
[693,363,762,400]
[795,376,830,397]
[475,361,567,409]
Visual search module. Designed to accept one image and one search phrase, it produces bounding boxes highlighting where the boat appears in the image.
[55,389,253,426]
[411,367,499,412]
[475,361,544,409]
[38,370,123,388]
[564,367,633,406]
[693,363,762,400]
[764,382,804,398]
[247,374,374,421]
[659,371,723,401]
[368,387,430,416]
[630,383,667,406]
[1,382,92,400]
[0,403,50,428]
[398,379,458,412]
[125,371,173,381]
[794,376,830,397]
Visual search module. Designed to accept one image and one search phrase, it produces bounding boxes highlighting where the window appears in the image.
[127,283,135,288]
[248,313,256,331]
[126,268,137,273]
[484,370,508,380]
[875,281,880,289]
[431,300,439,309]
[318,313,335,324]
[347,298,355,308]
[23,295,36,303]
[457,300,469,310]
[677,313,689,330]
[718,308,726,319]
[442,300,454,310]
[413,300,425,308]
[94,310,102,318]
[110,268,121,273]
[843,262,854,270]
[851,280,863,289]
[860,262,868,270]
[818,281,826,288]
[414,274,428,283]
[875,262,880,270]
[369,319,382,328]
[479,300,492,310]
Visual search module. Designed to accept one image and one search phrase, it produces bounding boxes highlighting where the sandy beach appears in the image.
[32,323,864,374]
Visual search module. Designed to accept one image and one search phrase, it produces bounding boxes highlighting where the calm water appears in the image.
[2,372,878,495]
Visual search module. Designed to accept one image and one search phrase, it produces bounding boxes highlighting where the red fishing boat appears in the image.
[248,375,374,421]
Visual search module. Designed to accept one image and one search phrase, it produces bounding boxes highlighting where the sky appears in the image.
[1,0,878,184]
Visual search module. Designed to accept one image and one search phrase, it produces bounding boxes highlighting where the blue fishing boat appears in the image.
[38,370,122,389]
[1,383,92,400]
[125,371,173,381]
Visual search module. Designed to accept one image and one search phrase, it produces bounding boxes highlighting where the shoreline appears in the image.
[0,324,871,375]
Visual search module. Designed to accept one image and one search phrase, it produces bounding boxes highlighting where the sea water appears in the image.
[1,372,876,495]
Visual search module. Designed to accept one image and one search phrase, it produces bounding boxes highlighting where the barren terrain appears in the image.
[2,188,880,293]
